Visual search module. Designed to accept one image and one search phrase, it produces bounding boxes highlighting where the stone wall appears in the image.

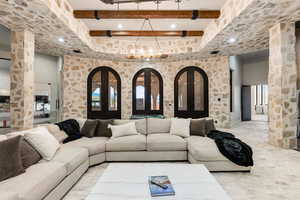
[268,23,297,149]
[10,30,35,130]
[63,56,231,128]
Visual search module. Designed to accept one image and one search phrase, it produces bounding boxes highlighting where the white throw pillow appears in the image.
[23,127,60,161]
[108,122,139,138]
[170,118,191,138]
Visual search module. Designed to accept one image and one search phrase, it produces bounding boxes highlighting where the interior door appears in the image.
[241,85,251,121]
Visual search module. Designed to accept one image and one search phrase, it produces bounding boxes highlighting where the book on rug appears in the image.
[148,176,175,197]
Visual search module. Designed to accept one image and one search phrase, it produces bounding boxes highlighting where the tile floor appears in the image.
[63,121,300,200]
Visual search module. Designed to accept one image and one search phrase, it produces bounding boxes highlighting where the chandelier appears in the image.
[126,18,169,60]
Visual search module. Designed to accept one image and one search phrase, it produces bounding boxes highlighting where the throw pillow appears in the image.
[40,124,68,143]
[95,120,113,137]
[170,118,191,138]
[81,119,98,138]
[0,136,25,182]
[21,139,42,169]
[113,119,147,134]
[190,119,206,136]
[205,118,216,135]
[24,127,60,161]
[108,122,139,138]
[147,118,171,134]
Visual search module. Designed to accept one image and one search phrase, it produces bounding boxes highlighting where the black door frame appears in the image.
[174,66,209,118]
[132,68,163,115]
[87,66,121,119]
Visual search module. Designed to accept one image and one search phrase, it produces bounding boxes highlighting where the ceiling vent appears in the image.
[100,0,170,4]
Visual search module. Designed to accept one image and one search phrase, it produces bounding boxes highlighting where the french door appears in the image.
[87,67,121,119]
[174,66,209,118]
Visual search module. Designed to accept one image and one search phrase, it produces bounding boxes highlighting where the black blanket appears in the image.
[55,119,82,143]
[207,130,253,167]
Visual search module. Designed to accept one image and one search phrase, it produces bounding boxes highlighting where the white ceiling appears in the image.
[69,0,226,32]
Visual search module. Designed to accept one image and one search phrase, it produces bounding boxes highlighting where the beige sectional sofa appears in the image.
[0,118,251,200]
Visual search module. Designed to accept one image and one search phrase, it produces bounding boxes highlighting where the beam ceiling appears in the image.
[89,30,203,37]
[73,10,220,19]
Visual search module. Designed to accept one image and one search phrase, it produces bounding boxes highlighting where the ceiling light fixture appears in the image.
[58,37,65,43]
[170,24,177,29]
[228,37,236,44]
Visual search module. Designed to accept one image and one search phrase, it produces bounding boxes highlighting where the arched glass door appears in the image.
[174,66,208,118]
[133,68,163,115]
[87,67,121,119]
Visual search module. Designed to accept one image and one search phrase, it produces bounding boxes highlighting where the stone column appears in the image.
[10,30,35,130]
[268,23,297,149]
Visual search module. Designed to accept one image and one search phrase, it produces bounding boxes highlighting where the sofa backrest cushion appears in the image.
[147,118,171,134]
[81,119,98,138]
[190,119,206,137]
[95,120,113,137]
[75,118,87,131]
[20,139,42,169]
[113,119,147,135]
[0,135,25,182]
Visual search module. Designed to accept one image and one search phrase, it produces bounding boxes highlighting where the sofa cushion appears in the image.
[190,119,206,136]
[106,135,147,152]
[147,118,171,134]
[0,136,24,182]
[113,119,147,134]
[147,134,187,151]
[21,139,42,169]
[0,162,67,200]
[50,147,88,175]
[1,191,20,200]
[81,119,98,138]
[187,136,227,161]
[95,119,113,137]
[63,137,108,156]
[0,135,7,141]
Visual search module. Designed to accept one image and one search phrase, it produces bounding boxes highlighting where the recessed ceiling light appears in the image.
[170,24,177,29]
[58,37,65,43]
[228,37,236,44]
[117,24,123,29]
[146,58,150,61]
[149,48,153,53]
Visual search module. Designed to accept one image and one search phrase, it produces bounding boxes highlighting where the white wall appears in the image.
[242,57,269,85]
[230,56,242,122]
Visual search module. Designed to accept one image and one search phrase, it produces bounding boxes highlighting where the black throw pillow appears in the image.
[55,119,82,143]
[94,120,113,137]
[0,136,25,182]
[81,120,98,138]
[190,119,206,136]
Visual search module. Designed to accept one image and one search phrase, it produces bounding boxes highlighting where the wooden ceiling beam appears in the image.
[90,30,204,37]
[74,10,220,19]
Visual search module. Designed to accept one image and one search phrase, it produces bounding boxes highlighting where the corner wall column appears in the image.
[268,23,297,149]
[10,30,35,130]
